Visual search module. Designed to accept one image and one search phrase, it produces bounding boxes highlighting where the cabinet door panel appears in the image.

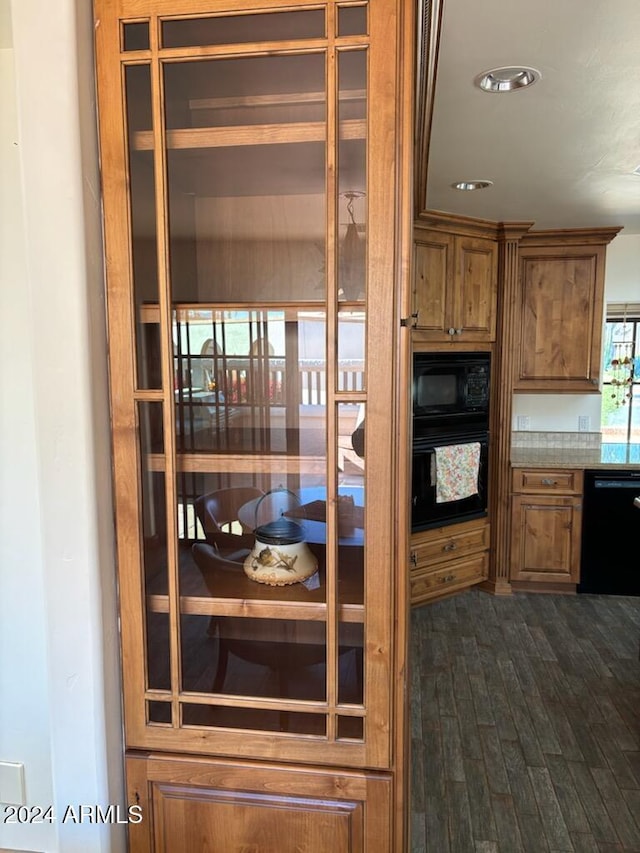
[455,236,497,339]
[519,255,597,382]
[412,233,452,332]
[128,754,391,853]
[154,785,357,851]
[511,495,580,583]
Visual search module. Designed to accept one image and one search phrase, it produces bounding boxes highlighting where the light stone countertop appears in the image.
[511,443,640,470]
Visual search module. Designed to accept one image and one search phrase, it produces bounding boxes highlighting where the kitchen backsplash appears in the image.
[511,430,602,449]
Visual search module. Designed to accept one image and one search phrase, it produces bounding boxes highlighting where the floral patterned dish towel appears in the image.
[432,442,481,503]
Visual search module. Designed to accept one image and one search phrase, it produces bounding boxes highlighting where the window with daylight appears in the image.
[601,306,640,443]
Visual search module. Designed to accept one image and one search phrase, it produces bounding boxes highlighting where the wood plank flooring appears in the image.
[410,590,640,852]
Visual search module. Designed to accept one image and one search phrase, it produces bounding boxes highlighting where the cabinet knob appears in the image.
[541,478,556,486]
[455,328,463,335]
[443,542,457,552]
[438,574,456,583]
[448,328,456,336]
[410,552,417,567]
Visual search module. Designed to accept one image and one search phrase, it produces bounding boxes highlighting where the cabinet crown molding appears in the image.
[415,210,501,240]
[519,226,623,246]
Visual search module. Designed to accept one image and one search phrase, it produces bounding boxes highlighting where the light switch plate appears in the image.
[516,415,530,430]
[0,761,25,805]
[578,415,590,431]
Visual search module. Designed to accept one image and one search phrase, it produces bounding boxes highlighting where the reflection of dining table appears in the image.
[238,486,365,547]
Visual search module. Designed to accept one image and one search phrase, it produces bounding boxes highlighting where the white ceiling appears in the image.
[425,0,640,234]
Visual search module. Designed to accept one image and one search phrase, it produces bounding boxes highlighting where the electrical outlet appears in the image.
[516,415,530,431]
[578,415,590,432]
[0,761,25,805]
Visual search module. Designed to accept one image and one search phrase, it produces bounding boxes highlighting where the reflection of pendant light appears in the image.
[610,305,634,407]
[339,191,365,302]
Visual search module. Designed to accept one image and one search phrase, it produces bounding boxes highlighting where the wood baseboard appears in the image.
[510,581,577,595]
[478,578,513,596]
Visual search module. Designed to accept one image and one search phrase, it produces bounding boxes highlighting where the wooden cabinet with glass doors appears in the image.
[94,1,413,849]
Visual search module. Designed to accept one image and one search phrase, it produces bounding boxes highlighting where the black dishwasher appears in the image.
[579,470,640,596]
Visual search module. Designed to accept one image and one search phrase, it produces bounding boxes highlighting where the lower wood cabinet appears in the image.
[410,518,490,606]
[510,468,583,590]
[126,752,392,853]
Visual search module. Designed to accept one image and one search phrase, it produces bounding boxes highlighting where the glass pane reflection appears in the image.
[338,50,367,303]
[163,54,327,304]
[338,622,363,705]
[182,703,326,735]
[123,22,150,51]
[337,402,365,628]
[125,65,161,389]
[338,311,365,391]
[337,5,367,37]
[162,10,325,48]
[173,308,329,455]
[181,614,327,701]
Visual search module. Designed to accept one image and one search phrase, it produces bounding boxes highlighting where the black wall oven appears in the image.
[412,352,491,531]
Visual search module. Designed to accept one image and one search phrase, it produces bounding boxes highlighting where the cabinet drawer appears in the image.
[512,468,583,495]
[411,552,489,604]
[410,521,490,569]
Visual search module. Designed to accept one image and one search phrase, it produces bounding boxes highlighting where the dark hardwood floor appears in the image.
[410,589,640,852]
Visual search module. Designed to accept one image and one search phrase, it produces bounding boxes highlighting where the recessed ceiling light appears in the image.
[475,66,541,93]
[632,165,640,176]
[451,180,493,191]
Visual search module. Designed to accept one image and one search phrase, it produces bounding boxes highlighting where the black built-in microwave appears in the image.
[413,351,490,438]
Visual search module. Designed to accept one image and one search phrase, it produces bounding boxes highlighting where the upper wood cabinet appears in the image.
[413,215,498,342]
[94,0,413,849]
[514,229,621,392]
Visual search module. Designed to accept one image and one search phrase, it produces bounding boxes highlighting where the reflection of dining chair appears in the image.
[191,542,362,706]
[194,486,264,562]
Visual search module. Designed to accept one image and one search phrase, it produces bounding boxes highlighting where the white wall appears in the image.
[0,1,125,851]
[603,232,640,302]
[512,232,640,432]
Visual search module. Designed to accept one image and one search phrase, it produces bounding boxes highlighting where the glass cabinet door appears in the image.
[99,0,400,769]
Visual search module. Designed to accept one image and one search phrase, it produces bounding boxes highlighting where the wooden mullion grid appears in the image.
[149,19,182,730]
[134,390,164,402]
[145,453,327,474]
[179,695,367,718]
[325,5,339,742]
[146,595,364,622]
[158,39,330,61]
[144,689,367,719]
[143,695,365,721]
[118,0,326,18]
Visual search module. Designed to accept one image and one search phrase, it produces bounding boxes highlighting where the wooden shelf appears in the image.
[189,89,366,111]
[133,119,365,151]
[146,453,328,474]
[147,594,364,622]
[146,559,365,621]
